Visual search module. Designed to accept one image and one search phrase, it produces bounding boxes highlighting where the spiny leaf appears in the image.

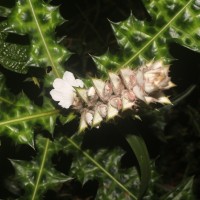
[7,0,70,77]
[0,21,30,73]
[56,135,139,200]
[126,134,151,199]
[11,136,72,200]
[161,177,194,200]
[0,73,58,146]
[94,0,200,77]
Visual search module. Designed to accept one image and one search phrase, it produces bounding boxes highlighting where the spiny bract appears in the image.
[50,60,175,132]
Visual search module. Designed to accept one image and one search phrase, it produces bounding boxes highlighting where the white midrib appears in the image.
[28,0,61,78]
[121,0,193,67]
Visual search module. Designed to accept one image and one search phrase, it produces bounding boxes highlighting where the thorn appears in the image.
[92,78,105,101]
[107,103,119,120]
[76,88,88,103]
[92,109,103,126]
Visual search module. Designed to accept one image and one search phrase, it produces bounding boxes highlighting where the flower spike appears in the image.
[50,61,175,132]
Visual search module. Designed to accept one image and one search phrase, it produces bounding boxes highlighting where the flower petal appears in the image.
[53,78,73,92]
[63,71,84,88]
[63,71,76,85]
[50,89,64,101]
[50,89,75,109]
[58,98,74,109]
[75,79,84,88]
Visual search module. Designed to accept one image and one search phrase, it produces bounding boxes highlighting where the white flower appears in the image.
[62,71,84,88]
[50,71,84,109]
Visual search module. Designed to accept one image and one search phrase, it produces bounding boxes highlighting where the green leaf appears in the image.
[7,0,70,77]
[126,134,151,199]
[161,177,194,200]
[57,135,139,200]
[0,73,59,146]
[0,21,30,74]
[11,136,72,200]
[94,0,200,77]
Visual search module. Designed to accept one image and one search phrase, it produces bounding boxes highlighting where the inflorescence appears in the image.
[50,60,175,132]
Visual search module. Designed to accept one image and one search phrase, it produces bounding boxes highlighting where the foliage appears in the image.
[7,0,69,77]
[161,177,195,200]
[0,21,30,73]
[11,136,71,200]
[0,0,199,199]
[94,0,200,77]
[58,135,139,200]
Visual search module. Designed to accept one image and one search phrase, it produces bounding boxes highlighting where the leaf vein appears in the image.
[67,137,137,200]
[27,0,61,78]
[0,109,59,126]
[121,0,193,67]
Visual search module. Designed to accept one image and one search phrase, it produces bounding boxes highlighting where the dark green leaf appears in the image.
[94,0,200,77]
[11,136,72,200]
[7,0,70,78]
[0,73,59,146]
[161,177,194,200]
[126,134,151,199]
[56,135,138,200]
[0,21,30,74]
